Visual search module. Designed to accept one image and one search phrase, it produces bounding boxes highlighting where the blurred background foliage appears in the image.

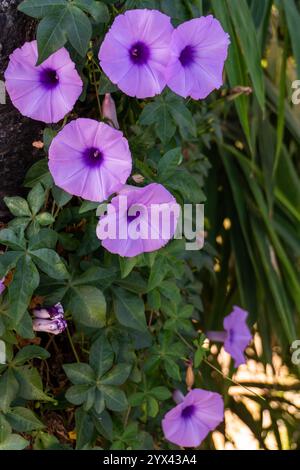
[0,0,300,450]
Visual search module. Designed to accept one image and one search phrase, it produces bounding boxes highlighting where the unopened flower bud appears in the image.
[102,93,119,129]
[185,364,195,391]
[132,174,145,184]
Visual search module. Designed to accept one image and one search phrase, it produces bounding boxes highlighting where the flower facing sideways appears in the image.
[207,306,252,367]
[99,9,173,98]
[162,389,224,448]
[32,303,67,335]
[5,41,82,123]
[48,118,132,202]
[166,15,230,100]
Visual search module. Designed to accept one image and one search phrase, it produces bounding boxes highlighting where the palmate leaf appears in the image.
[8,255,40,324]
[18,0,67,18]
[284,0,300,76]
[36,4,92,63]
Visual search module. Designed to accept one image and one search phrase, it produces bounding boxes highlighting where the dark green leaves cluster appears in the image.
[18,0,110,63]
[64,335,131,413]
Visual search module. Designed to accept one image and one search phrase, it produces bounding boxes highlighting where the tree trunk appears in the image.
[0,0,44,220]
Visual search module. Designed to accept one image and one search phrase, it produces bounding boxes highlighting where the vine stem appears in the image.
[67,327,80,363]
[176,332,265,402]
[203,359,266,402]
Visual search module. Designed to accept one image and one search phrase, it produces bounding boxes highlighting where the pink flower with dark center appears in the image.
[166,15,230,99]
[4,41,83,123]
[162,389,224,448]
[96,183,180,257]
[32,303,67,335]
[99,9,173,98]
[207,306,252,367]
[48,118,132,202]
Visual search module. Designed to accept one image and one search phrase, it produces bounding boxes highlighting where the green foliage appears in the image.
[1,0,299,451]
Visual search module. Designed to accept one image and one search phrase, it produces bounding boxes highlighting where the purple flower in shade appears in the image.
[166,15,230,100]
[0,278,6,295]
[32,303,67,335]
[207,306,252,368]
[48,118,132,202]
[4,41,83,123]
[96,183,180,257]
[102,93,119,129]
[99,9,173,98]
[162,389,224,448]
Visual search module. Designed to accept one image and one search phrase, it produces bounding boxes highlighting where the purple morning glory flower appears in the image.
[48,118,132,202]
[166,15,230,100]
[4,41,83,123]
[207,306,252,367]
[99,9,173,98]
[0,278,6,295]
[162,389,224,448]
[32,303,67,335]
[96,183,180,257]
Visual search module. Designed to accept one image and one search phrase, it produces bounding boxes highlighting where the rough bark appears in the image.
[0,0,44,219]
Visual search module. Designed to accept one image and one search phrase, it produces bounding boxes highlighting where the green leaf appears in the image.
[65,384,93,405]
[24,159,53,188]
[30,248,69,279]
[78,200,99,214]
[148,256,169,291]
[63,363,95,385]
[151,386,171,401]
[18,0,67,18]
[166,95,196,137]
[0,434,28,450]
[212,0,252,149]
[146,396,159,418]
[4,197,31,217]
[13,346,50,365]
[0,251,23,278]
[113,287,147,332]
[72,266,116,289]
[27,183,45,215]
[89,335,114,378]
[73,0,110,23]
[8,256,39,323]
[64,6,92,57]
[119,256,140,279]
[101,386,128,412]
[69,285,106,329]
[284,0,300,76]
[157,147,182,182]
[36,8,69,64]
[75,407,95,450]
[101,363,131,386]
[139,98,176,144]
[0,414,11,443]
[15,367,54,402]
[43,127,58,151]
[5,407,44,432]
[167,170,206,203]
[0,370,19,413]
[28,228,58,250]
[226,0,265,112]
[98,73,118,95]
[36,212,55,226]
[52,186,72,207]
